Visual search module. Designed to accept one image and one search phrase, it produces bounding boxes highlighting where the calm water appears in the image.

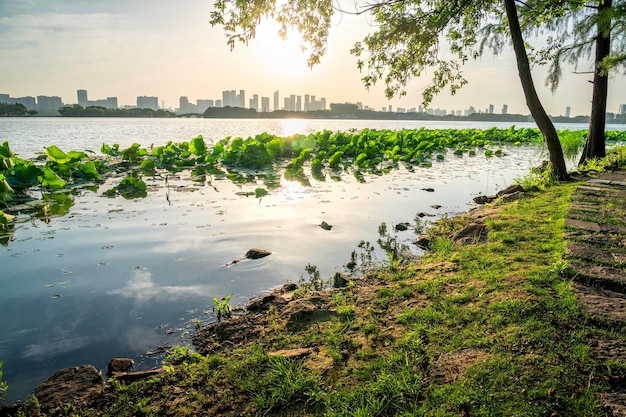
[0,117,622,402]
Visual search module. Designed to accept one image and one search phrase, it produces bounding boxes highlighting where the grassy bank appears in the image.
[6,148,626,416]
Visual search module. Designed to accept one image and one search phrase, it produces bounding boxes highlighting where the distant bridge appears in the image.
[176,113,204,118]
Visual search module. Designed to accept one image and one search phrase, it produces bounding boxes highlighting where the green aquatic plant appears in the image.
[213,294,233,321]
[104,176,147,199]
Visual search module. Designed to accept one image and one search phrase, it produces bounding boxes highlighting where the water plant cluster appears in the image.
[1,127,624,226]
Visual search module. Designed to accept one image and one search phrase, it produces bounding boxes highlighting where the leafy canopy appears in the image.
[210,0,512,106]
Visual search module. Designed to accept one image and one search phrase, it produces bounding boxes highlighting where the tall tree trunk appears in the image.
[504,0,568,180]
[579,0,611,166]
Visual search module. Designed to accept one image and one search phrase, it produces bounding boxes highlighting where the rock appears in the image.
[421,187,435,192]
[500,191,525,203]
[113,368,166,384]
[452,223,488,245]
[473,195,495,205]
[496,184,524,197]
[268,348,313,359]
[319,221,333,230]
[246,294,278,312]
[245,248,272,259]
[395,222,410,232]
[34,365,105,409]
[333,272,351,288]
[416,212,435,218]
[415,235,431,249]
[430,204,442,209]
[345,260,357,271]
[107,358,134,377]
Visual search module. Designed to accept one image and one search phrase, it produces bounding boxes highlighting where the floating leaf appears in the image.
[46,145,71,164]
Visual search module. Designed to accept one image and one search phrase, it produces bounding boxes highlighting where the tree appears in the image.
[522,0,626,165]
[210,0,568,179]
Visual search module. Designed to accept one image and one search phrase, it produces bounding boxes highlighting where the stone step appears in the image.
[564,233,625,248]
[565,218,602,233]
[572,283,626,323]
[600,392,626,417]
[570,261,626,294]
[567,243,626,264]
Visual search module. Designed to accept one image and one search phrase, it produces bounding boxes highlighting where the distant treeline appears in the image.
[204,103,626,124]
[0,102,37,117]
[58,105,176,118]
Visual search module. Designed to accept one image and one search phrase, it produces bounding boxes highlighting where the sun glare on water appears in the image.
[279,119,309,137]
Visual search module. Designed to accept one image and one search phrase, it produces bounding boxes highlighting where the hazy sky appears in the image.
[1,0,624,116]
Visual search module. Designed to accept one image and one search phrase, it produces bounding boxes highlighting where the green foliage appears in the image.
[0,102,37,116]
[213,294,233,321]
[58,104,177,118]
[106,176,148,199]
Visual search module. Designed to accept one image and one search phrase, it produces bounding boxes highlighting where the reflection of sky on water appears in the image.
[1,141,544,402]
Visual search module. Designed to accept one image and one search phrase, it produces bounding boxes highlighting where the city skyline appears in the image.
[2,89,525,118]
[1,1,625,118]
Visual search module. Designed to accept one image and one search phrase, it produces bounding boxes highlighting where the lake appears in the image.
[0,117,623,402]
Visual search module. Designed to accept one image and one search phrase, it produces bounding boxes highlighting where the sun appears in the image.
[251,20,312,79]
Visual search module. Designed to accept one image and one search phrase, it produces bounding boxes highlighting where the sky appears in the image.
[1,0,624,116]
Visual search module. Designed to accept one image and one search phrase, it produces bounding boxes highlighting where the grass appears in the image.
[8,147,626,417]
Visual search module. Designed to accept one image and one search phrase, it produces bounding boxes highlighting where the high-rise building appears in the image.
[36,96,63,113]
[304,94,310,111]
[15,96,36,110]
[320,98,326,111]
[565,106,571,118]
[501,104,508,115]
[261,97,270,112]
[222,91,232,107]
[77,89,88,107]
[488,104,494,114]
[249,94,259,111]
[273,90,280,111]
[137,96,158,110]
[618,104,625,115]
[238,90,246,108]
[296,95,302,112]
[230,90,237,107]
[197,99,213,113]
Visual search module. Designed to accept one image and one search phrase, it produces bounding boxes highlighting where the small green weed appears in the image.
[213,294,233,321]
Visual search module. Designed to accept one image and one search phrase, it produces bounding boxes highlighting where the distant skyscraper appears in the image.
[238,90,245,108]
[137,96,158,110]
[489,104,494,114]
[619,104,626,115]
[320,98,326,111]
[77,89,88,107]
[304,94,310,111]
[36,96,63,113]
[273,90,279,111]
[565,106,571,118]
[296,95,302,112]
[261,97,270,112]
[250,94,259,111]
[197,99,213,112]
[180,96,190,112]
[106,97,118,109]
[501,104,508,115]
[222,91,232,107]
